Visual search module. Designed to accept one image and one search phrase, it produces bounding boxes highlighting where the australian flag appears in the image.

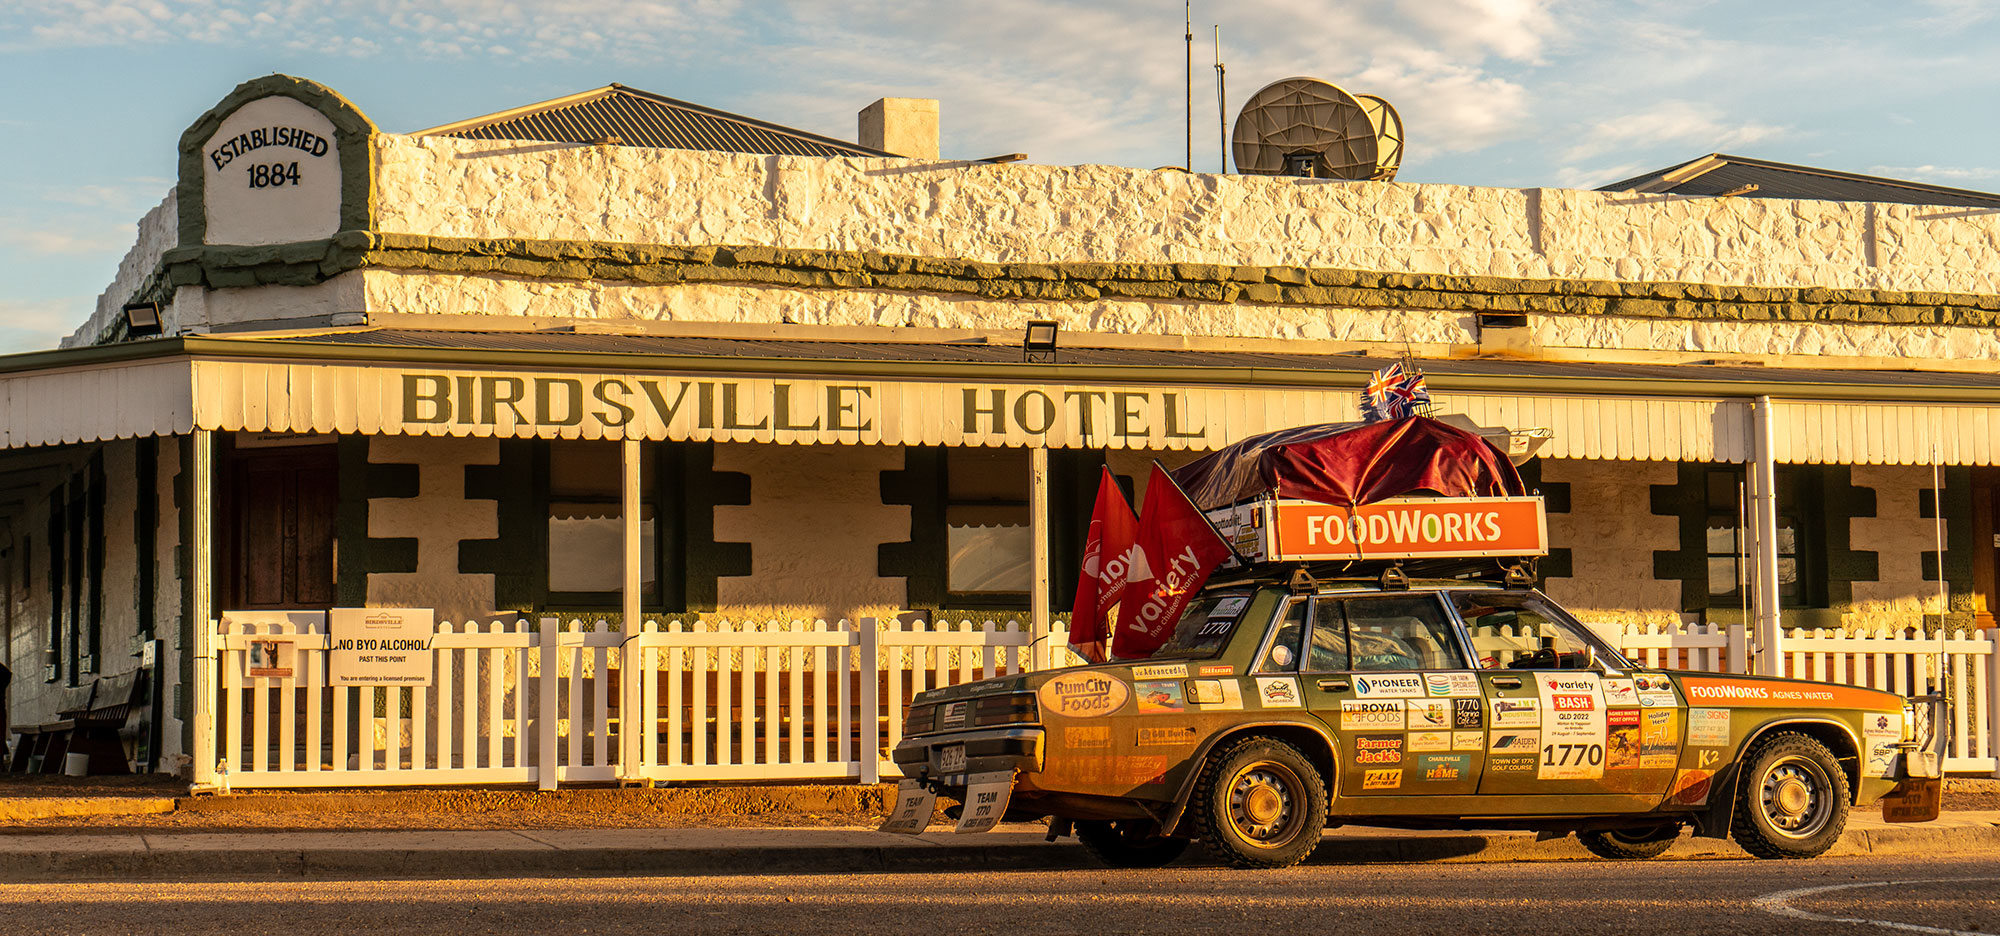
[1360,362,1431,422]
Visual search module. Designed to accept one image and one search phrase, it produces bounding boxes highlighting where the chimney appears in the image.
[858,98,939,159]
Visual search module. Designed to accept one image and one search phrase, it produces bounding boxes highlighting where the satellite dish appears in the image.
[1231,77,1403,181]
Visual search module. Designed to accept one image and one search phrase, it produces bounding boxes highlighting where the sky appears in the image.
[3,0,1999,355]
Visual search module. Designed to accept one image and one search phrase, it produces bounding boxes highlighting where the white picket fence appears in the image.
[212,613,2000,789]
[1607,620,2000,775]
[213,615,1032,789]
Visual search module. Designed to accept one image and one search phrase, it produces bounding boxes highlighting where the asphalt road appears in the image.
[0,853,1994,935]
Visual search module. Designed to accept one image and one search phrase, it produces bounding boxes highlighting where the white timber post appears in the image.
[859,617,879,784]
[1749,396,1784,676]
[1986,629,2000,779]
[619,437,643,781]
[1030,446,1052,672]
[189,429,217,791]
[538,616,559,790]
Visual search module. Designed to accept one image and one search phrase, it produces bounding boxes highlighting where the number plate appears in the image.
[939,744,967,774]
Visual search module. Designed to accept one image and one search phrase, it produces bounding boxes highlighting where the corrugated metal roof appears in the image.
[418,85,894,158]
[269,328,2000,390]
[1599,153,2000,208]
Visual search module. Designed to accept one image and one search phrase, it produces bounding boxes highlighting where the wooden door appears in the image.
[223,445,338,610]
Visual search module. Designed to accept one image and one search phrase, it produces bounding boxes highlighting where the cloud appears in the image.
[0,296,87,354]
[1561,100,1784,163]
[1868,164,2000,185]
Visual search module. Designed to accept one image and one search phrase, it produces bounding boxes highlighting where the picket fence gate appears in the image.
[211,614,2000,789]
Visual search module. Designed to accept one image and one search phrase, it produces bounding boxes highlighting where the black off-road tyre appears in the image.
[1075,820,1191,868]
[1578,824,1682,860]
[1731,732,1851,860]
[1193,736,1328,869]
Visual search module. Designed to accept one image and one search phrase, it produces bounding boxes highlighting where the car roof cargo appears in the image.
[1169,416,1524,511]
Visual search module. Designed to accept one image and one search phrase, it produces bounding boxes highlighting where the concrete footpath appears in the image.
[0,811,1995,882]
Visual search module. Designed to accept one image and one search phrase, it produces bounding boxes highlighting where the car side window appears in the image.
[1453,591,1605,670]
[1341,596,1467,671]
[1258,599,1308,672]
[1306,599,1350,672]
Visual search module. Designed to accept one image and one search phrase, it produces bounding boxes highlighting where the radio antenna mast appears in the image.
[1185,2,1193,171]
[1214,25,1227,173]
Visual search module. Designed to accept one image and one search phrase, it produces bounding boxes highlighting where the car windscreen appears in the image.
[1145,591,1256,658]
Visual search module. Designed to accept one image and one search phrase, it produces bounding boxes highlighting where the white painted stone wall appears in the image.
[712,443,908,622]
[153,435,185,766]
[1847,464,1946,631]
[1540,459,1685,628]
[364,435,500,623]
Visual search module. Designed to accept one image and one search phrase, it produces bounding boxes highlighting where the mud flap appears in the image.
[878,780,938,834]
[1881,777,1942,823]
[954,770,1016,833]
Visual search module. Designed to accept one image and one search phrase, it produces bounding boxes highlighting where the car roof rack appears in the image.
[1208,556,1539,590]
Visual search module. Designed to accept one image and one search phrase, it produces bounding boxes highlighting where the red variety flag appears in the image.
[1068,467,1138,664]
[1113,464,1234,660]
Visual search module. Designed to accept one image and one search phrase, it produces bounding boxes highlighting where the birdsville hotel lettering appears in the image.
[5,73,2000,790]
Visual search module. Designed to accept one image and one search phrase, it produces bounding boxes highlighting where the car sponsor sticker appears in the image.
[1452,730,1484,751]
[878,780,939,835]
[1601,678,1638,707]
[1681,676,1892,709]
[1341,699,1404,730]
[1688,708,1731,747]
[1257,677,1304,709]
[1489,730,1540,753]
[1606,709,1641,770]
[1063,725,1113,749]
[1418,753,1471,782]
[1406,699,1451,730]
[1864,712,1902,778]
[1197,664,1235,677]
[1425,672,1481,698]
[954,770,1016,833]
[1353,673,1426,698]
[1187,678,1243,709]
[1641,710,1680,768]
[1353,734,1404,765]
[941,700,969,729]
[1452,697,1484,730]
[1134,680,1187,714]
[1669,768,1715,806]
[1490,698,1541,728]
[1635,673,1678,707]
[1136,726,1196,748]
[1537,673,1607,780]
[1131,663,1187,681]
[1037,672,1130,719]
[1487,754,1536,773]
[1362,768,1403,790]
[1408,730,1451,753]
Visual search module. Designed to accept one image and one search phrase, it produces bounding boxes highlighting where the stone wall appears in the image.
[364,435,499,623]
[63,191,176,349]
[712,443,908,623]
[1847,464,1945,631]
[1540,459,1684,628]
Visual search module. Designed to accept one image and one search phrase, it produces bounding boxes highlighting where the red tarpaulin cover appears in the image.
[1170,416,1525,511]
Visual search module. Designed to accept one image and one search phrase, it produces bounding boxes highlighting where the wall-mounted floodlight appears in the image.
[122,301,163,338]
[1023,320,1058,363]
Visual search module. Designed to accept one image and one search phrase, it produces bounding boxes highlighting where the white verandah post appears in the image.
[1030,446,1052,672]
[619,438,643,781]
[1749,397,1784,676]
[189,428,218,791]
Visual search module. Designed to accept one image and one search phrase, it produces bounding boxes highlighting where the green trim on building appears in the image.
[1920,467,1979,629]
[880,447,946,610]
[129,232,2000,331]
[1651,462,1710,613]
[460,439,542,613]
[176,75,378,249]
[1516,460,1572,582]
[679,442,749,612]
[1818,466,1878,610]
[333,436,418,606]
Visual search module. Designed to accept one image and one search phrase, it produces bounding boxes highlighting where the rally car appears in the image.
[884,573,1937,869]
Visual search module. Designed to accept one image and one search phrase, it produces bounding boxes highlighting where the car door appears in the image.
[1298,592,1484,798]
[1455,589,1681,801]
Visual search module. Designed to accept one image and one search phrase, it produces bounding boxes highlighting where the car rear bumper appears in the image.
[890,727,1043,784]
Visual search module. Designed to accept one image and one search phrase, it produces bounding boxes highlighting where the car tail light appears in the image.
[973,692,1039,726]
[905,703,940,734]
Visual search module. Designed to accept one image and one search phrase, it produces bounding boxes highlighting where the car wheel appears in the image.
[1193,736,1327,869]
[1075,820,1190,868]
[1578,824,1681,860]
[1730,732,1851,860]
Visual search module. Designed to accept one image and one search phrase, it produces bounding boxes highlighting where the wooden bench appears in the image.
[8,670,146,775]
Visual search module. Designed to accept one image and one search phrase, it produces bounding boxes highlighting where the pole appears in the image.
[1030,447,1052,671]
[620,437,642,779]
[1932,444,1948,695]
[189,429,216,791]
[1213,26,1227,173]
[1185,2,1192,171]
[1750,397,1783,676]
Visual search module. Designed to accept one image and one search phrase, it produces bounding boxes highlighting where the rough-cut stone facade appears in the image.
[1540,459,1685,628]
[1847,464,1948,632]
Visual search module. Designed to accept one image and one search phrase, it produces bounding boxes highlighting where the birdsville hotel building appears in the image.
[3,75,1999,788]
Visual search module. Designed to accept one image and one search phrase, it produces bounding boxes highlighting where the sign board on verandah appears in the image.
[329,608,435,686]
